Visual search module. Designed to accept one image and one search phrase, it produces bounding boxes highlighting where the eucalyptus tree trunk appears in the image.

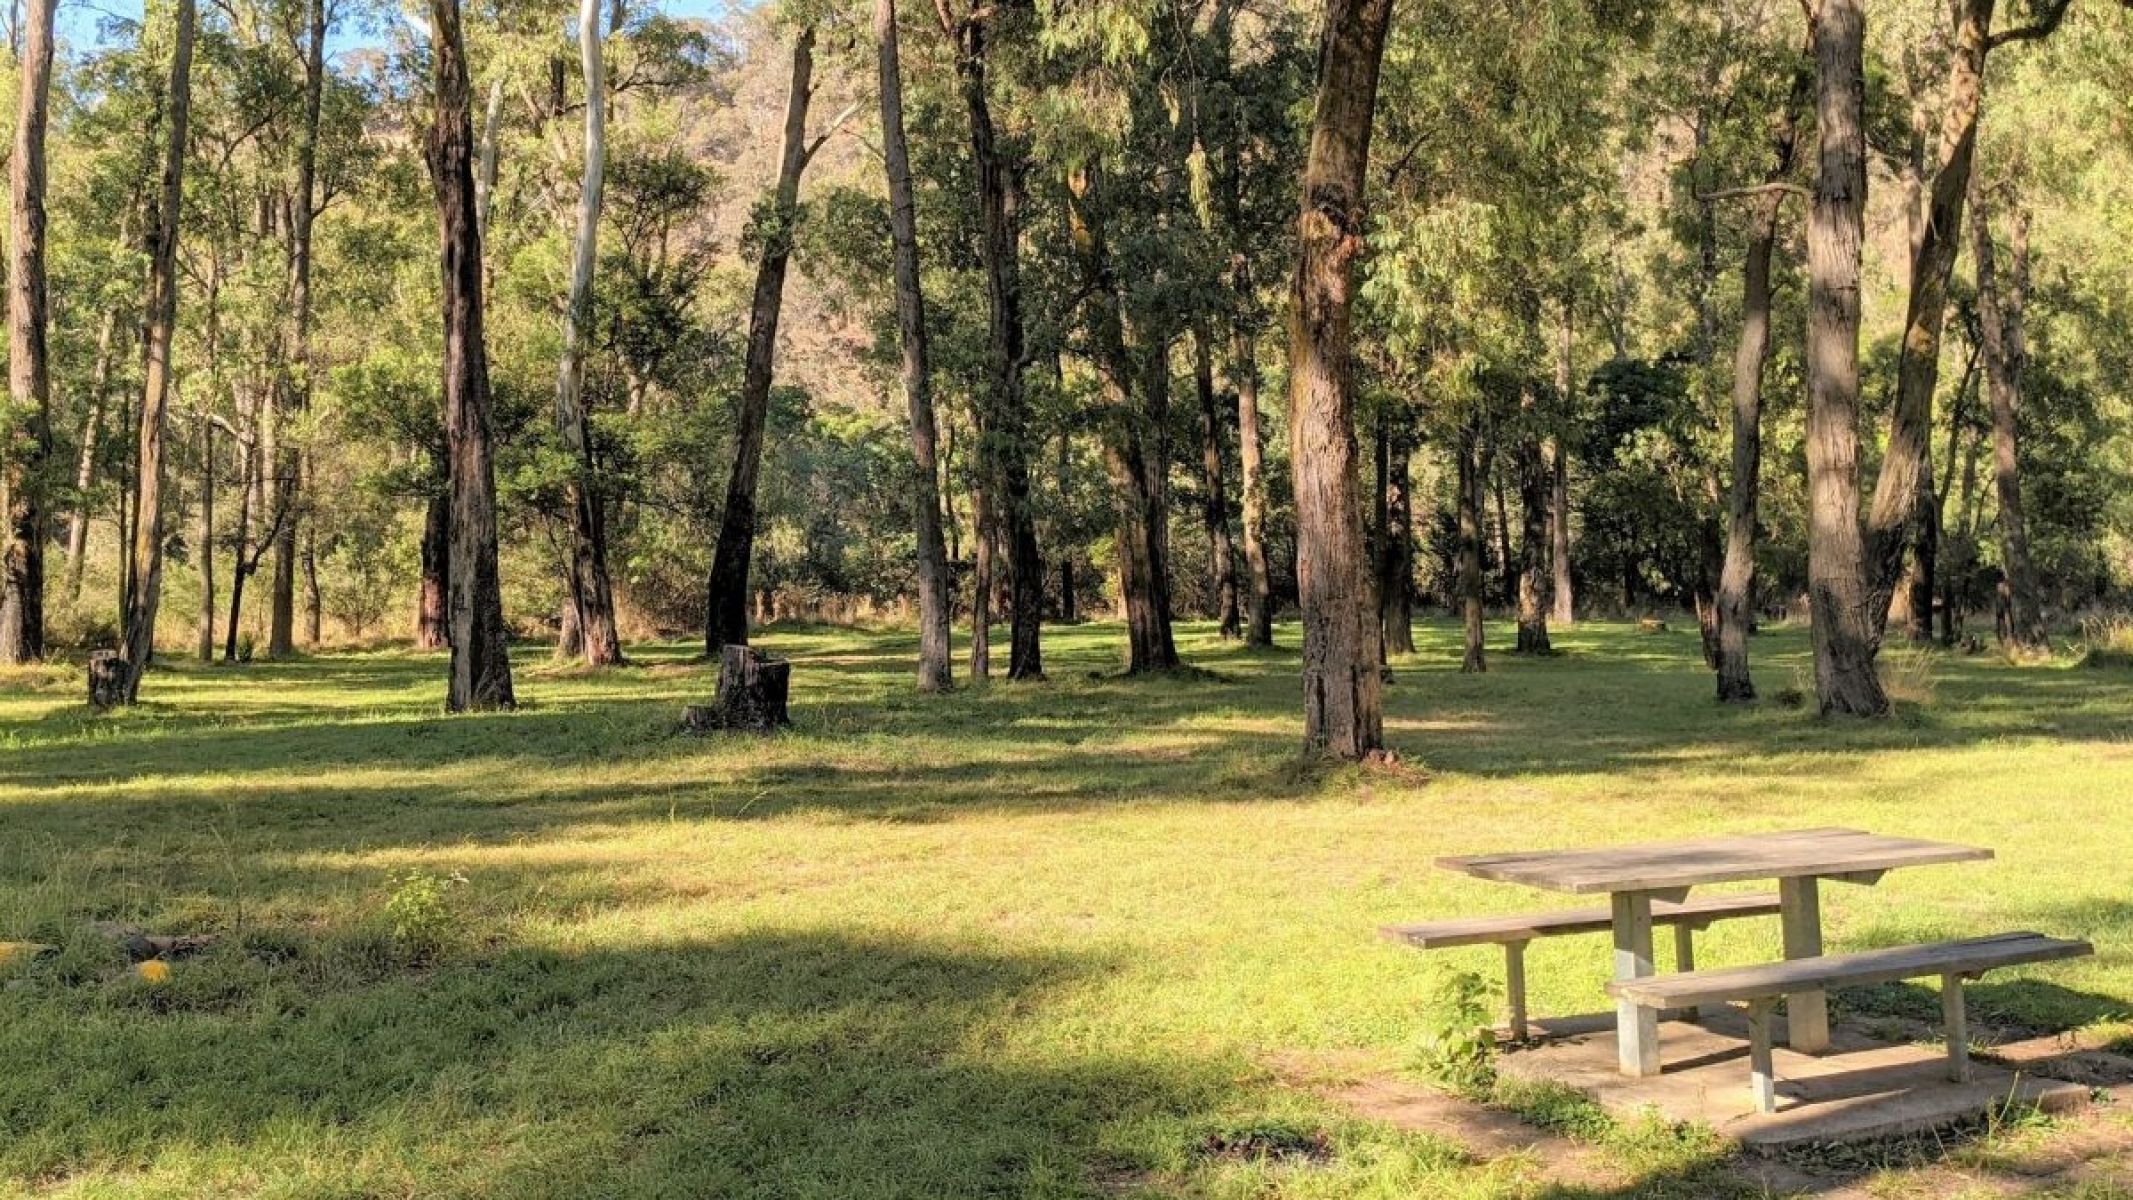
[1971,183,2046,653]
[62,310,120,602]
[417,483,449,649]
[949,5,1043,679]
[266,0,327,660]
[1457,414,1487,674]
[1234,322,1274,646]
[224,383,258,662]
[1,0,55,665]
[706,26,820,653]
[1066,165,1177,674]
[1377,412,1414,656]
[1864,0,2069,635]
[555,0,624,666]
[1548,297,1573,627]
[1513,385,1551,656]
[1803,0,1888,716]
[428,0,514,712]
[1287,0,1393,759]
[1194,326,1242,639]
[196,414,214,661]
[877,0,952,692]
[117,0,197,703]
[969,484,993,679]
[1716,79,1804,703]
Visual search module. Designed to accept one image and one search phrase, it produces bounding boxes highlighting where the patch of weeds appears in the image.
[382,868,469,963]
[1409,966,1497,1097]
[1492,1077,1613,1142]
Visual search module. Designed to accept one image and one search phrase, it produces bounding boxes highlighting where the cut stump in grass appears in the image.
[683,645,791,733]
[87,651,127,709]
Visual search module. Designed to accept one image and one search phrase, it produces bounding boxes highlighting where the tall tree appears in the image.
[1457,412,1488,674]
[119,0,199,702]
[876,0,953,692]
[1065,164,1177,674]
[1863,0,2074,639]
[1970,178,2047,653]
[1288,0,1394,759]
[1,0,56,665]
[942,0,1043,680]
[429,0,515,711]
[1195,327,1242,639]
[1512,381,1552,655]
[704,24,835,653]
[1714,72,1804,704]
[1802,0,1888,716]
[1548,298,1573,627]
[267,0,329,658]
[555,0,624,666]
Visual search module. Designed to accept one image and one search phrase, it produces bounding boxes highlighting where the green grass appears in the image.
[4,618,2132,1198]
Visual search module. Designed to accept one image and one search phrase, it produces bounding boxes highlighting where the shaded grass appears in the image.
[3,618,2131,1197]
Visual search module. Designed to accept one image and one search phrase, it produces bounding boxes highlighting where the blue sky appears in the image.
[58,1,736,51]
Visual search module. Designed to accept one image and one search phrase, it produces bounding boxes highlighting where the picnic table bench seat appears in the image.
[1382,892,1782,1040]
[1606,931,2094,1113]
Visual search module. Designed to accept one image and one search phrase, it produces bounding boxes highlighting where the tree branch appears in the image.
[1697,181,1809,203]
[1987,0,2076,49]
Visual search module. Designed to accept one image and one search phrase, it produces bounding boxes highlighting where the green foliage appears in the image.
[1408,966,1497,1096]
[382,868,469,962]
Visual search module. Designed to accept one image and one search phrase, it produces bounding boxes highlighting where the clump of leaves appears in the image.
[1411,965,1497,1096]
[383,868,468,962]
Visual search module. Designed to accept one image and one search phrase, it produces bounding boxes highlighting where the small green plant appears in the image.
[382,868,467,961]
[235,632,256,663]
[1410,966,1497,1096]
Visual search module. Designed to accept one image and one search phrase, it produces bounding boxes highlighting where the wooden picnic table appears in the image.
[1438,827,1993,1078]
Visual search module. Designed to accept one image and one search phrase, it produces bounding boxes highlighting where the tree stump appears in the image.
[88,652,128,710]
[683,645,791,733]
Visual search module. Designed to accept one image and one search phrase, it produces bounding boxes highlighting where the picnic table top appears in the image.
[1436,827,1992,895]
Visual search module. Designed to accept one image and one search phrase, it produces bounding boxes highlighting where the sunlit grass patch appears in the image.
[4,619,2131,1196]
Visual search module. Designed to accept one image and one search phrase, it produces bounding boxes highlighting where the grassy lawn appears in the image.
[4,619,2132,1198]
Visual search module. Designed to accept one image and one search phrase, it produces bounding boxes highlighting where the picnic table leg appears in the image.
[1779,876,1830,1054]
[1503,940,1530,1043]
[1612,890,1660,1077]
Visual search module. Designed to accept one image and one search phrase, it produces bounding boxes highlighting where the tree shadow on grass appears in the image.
[0,929,1224,1198]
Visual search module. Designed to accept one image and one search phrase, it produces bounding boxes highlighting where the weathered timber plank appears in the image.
[1380,892,1781,950]
[1437,828,1991,894]
[1605,933,2092,1009]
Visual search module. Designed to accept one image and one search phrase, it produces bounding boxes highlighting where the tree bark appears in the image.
[428,0,515,711]
[1457,413,1487,674]
[416,482,449,649]
[1378,410,1414,656]
[1864,0,1995,635]
[62,310,120,603]
[1195,325,1241,639]
[264,0,327,660]
[1548,297,1574,627]
[706,26,819,654]
[1803,0,1889,716]
[1717,85,1802,702]
[1,0,56,665]
[949,8,1044,680]
[968,482,993,679]
[118,0,197,702]
[878,0,953,692]
[1288,0,1393,758]
[1233,323,1275,646]
[1971,181,2046,653]
[556,0,624,666]
[1066,165,1176,674]
[196,414,214,661]
[1513,385,1551,655]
